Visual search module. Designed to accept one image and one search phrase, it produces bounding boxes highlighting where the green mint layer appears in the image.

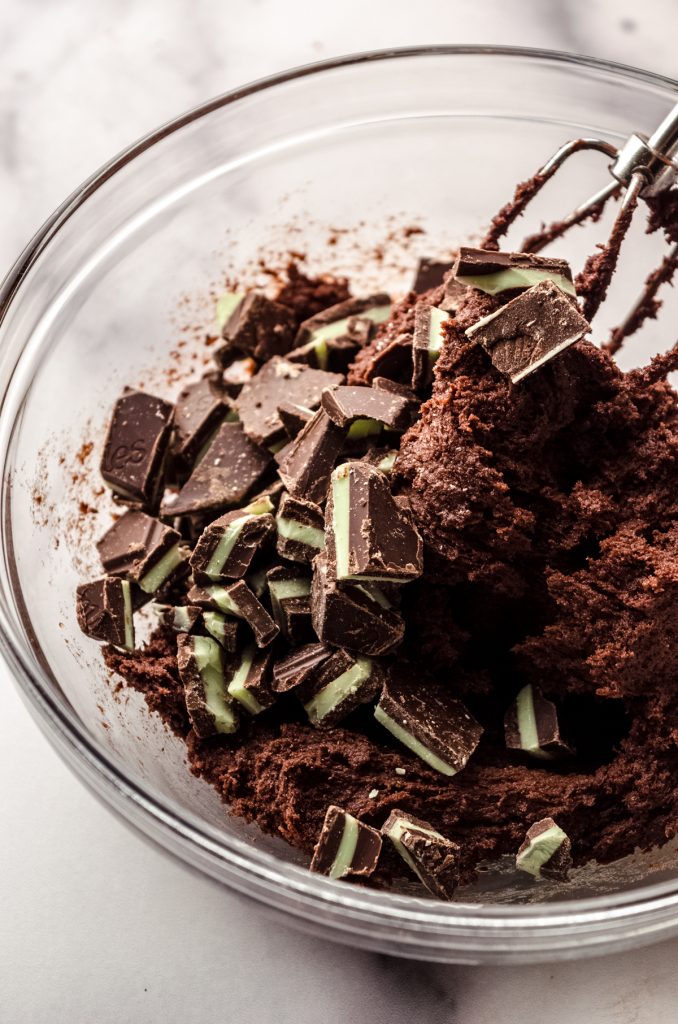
[193,635,237,734]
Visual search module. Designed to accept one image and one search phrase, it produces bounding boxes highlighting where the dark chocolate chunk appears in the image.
[177,633,238,737]
[412,257,453,294]
[371,377,417,401]
[381,809,460,899]
[162,604,202,634]
[227,644,276,714]
[299,647,383,727]
[275,492,325,564]
[465,280,590,384]
[217,292,296,365]
[188,580,278,648]
[310,805,382,879]
[266,565,312,641]
[101,389,173,508]
[321,385,416,434]
[76,577,135,650]
[295,293,391,349]
[311,555,404,656]
[221,356,257,397]
[201,609,240,652]
[516,817,572,881]
[326,462,423,583]
[452,247,575,296]
[277,409,345,505]
[236,357,343,447]
[288,314,374,373]
[278,402,314,440]
[190,507,275,582]
[272,642,334,693]
[172,377,231,466]
[96,510,188,595]
[161,422,272,517]
[504,684,573,760]
[412,306,451,392]
[362,333,413,385]
[374,668,482,776]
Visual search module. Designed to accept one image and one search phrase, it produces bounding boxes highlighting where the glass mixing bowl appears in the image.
[1,46,678,965]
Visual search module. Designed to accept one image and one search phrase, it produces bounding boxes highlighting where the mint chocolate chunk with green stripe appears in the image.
[76,577,135,651]
[227,645,276,715]
[300,648,383,728]
[187,580,278,648]
[202,609,240,652]
[97,509,188,595]
[162,604,202,634]
[216,292,296,366]
[381,810,460,899]
[374,668,482,776]
[310,805,382,880]
[311,555,404,657]
[190,508,275,582]
[177,633,238,738]
[504,684,573,760]
[294,293,391,350]
[266,566,313,643]
[516,817,572,881]
[412,305,451,392]
[326,462,423,584]
[452,247,576,297]
[321,385,416,433]
[272,642,333,693]
[275,492,325,564]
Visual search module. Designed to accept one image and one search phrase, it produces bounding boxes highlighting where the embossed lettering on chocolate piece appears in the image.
[275,492,325,564]
[227,645,276,715]
[412,306,451,391]
[516,817,572,881]
[326,462,423,584]
[76,577,135,651]
[101,389,174,507]
[97,510,189,595]
[374,668,482,776]
[188,580,279,648]
[177,633,238,738]
[236,356,343,448]
[190,507,275,582]
[381,810,460,899]
[300,648,383,727]
[310,805,382,880]
[277,409,346,506]
[172,377,231,467]
[216,292,297,365]
[161,422,272,518]
[311,555,404,657]
[465,279,590,384]
[271,642,334,693]
[504,684,573,760]
[453,247,576,297]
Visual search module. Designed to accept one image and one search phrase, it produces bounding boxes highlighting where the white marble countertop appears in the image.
[2,2,678,1021]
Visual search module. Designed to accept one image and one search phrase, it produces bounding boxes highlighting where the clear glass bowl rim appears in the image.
[2,44,678,960]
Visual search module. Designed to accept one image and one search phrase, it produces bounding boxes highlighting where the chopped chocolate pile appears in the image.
[79,237,677,902]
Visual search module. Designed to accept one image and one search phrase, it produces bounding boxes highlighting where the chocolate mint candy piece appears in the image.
[190,508,275,582]
[188,580,278,648]
[453,247,575,297]
[177,633,238,738]
[272,642,334,693]
[277,409,345,506]
[465,280,590,384]
[412,306,451,391]
[236,357,343,447]
[221,356,257,397]
[172,377,231,467]
[412,258,453,294]
[311,556,404,656]
[266,566,312,637]
[97,510,189,595]
[227,644,276,714]
[363,333,413,385]
[161,422,271,517]
[505,684,573,760]
[321,385,416,434]
[202,610,240,652]
[295,293,391,350]
[374,669,482,776]
[288,315,374,373]
[162,605,202,634]
[278,402,314,440]
[326,462,423,584]
[101,389,173,508]
[215,291,245,331]
[217,292,296,365]
[360,448,398,476]
[76,577,135,651]
[310,805,382,880]
[516,817,572,881]
[275,492,325,564]
[300,648,383,728]
[381,810,460,899]
[281,597,314,646]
